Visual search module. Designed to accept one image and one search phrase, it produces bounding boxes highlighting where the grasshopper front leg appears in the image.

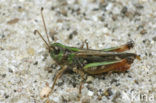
[40,65,68,99]
[50,65,68,94]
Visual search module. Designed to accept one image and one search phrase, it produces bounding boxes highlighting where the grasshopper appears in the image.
[34,8,140,98]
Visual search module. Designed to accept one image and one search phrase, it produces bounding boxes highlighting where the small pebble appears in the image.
[112,91,121,102]
[140,29,147,35]
[45,67,53,73]
[18,6,24,12]
[87,84,95,91]
[82,97,90,103]
[135,4,144,9]
[112,15,118,21]
[86,76,94,83]
[5,94,9,99]
[110,78,118,84]
[8,68,13,73]
[33,61,38,65]
[152,36,156,41]
[97,95,102,101]
[68,30,78,40]
[53,97,59,103]
[134,80,139,84]
[40,85,51,98]
[121,6,128,14]
[61,92,78,102]
[60,9,67,16]
[2,74,6,78]
[7,18,19,24]
[103,88,113,97]
[88,91,94,96]
[142,39,151,46]
[27,47,35,56]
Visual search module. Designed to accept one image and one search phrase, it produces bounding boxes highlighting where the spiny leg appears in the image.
[113,41,134,52]
[73,67,85,95]
[50,65,68,94]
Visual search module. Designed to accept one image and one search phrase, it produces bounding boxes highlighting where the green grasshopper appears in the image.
[34,8,140,98]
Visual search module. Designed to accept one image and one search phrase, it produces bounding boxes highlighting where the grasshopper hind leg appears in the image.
[84,59,132,75]
[103,41,134,52]
[112,41,134,52]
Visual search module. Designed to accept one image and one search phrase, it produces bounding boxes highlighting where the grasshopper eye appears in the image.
[54,47,60,54]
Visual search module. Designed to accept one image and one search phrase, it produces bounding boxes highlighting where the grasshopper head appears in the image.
[34,8,65,63]
[49,43,65,63]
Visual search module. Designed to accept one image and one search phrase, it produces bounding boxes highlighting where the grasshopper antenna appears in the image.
[34,7,54,51]
[41,7,51,45]
[34,30,51,50]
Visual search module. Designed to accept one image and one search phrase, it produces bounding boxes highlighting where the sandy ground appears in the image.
[0,0,156,103]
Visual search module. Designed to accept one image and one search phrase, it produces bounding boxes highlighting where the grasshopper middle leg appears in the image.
[73,67,85,95]
[81,40,89,49]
